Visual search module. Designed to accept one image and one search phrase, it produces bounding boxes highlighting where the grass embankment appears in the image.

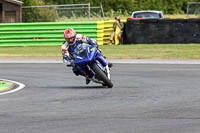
[1,44,200,59]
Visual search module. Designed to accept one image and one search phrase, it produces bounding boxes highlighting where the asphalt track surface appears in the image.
[1,60,200,133]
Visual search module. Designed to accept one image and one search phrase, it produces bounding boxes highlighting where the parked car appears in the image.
[131,10,164,19]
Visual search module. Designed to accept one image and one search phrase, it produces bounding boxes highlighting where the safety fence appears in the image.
[126,18,200,44]
[0,20,126,47]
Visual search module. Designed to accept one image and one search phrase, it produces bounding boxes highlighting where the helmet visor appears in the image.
[65,37,75,44]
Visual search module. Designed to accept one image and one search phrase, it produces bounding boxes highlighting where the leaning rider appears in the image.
[61,28,112,85]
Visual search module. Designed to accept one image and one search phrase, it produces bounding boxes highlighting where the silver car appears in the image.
[131,10,164,18]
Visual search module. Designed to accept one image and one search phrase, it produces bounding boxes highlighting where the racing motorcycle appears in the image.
[71,43,113,88]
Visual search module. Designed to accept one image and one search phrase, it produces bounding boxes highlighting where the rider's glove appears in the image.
[63,57,75,67]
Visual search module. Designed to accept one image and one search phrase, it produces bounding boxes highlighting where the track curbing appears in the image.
[0,79,25,95]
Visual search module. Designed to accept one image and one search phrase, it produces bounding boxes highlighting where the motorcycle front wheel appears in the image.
[92,64,113,88]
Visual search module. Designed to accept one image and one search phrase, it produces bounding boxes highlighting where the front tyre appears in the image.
[92,64,113,88]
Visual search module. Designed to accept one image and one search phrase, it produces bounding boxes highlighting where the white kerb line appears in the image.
[0,79,25,96]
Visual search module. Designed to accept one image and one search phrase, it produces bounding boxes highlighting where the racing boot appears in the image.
[86,78,91,85]
[85,75,93,85]
[74,71,84,76]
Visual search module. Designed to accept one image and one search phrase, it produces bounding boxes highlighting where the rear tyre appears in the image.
[92,64,113,88]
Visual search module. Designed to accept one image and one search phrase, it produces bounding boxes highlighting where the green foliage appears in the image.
[19,0,193,14]
[18,0,200,22]
[133,0,188,14]
[20,0,56,22]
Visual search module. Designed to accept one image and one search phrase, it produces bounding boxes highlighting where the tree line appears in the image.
[19,0,200,14]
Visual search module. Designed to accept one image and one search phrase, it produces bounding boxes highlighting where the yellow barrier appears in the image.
[97,19,126,45]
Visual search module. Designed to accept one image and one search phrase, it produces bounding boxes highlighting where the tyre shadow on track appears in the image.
[46,86,109,90]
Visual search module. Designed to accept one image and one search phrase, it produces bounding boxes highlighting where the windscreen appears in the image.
[73,44,88,58]
[134,13,161,18]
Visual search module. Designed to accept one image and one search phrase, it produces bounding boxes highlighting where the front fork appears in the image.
[87,59,110,80]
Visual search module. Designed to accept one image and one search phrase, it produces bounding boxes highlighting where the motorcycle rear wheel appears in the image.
[92,64,113,88]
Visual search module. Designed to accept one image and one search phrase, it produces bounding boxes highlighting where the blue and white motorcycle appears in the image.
[72,43,113,88]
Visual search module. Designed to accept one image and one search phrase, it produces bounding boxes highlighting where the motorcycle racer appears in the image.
[61,28,112,85]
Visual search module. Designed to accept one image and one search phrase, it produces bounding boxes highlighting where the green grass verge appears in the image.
[1,44,200,59]
[101,44,200,59]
